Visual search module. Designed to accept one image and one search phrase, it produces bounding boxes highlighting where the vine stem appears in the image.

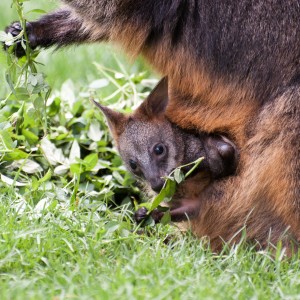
[9,0,49,135]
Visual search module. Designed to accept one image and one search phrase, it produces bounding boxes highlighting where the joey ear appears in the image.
[92,100,127,138]
[138,77,169,118]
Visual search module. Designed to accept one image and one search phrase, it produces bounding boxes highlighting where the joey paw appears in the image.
[134,207,149,223]
[135,207,165,224]
[205,134,239,178]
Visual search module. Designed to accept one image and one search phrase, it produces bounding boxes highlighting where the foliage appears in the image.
[0,0,158,218]
[150,157,204,210]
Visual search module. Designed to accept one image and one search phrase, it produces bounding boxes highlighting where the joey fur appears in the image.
[5,0,300,250]
[94,78,238,223]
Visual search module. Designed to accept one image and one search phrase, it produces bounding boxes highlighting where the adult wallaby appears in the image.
[94,77,238,223]
[5,0,300,250]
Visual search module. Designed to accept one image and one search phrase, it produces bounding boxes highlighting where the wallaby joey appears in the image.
[94,78,238,223]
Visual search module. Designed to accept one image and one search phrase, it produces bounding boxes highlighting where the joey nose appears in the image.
[150,179,165,193]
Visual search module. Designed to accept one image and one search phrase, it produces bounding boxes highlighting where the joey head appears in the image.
[94,78,238,223]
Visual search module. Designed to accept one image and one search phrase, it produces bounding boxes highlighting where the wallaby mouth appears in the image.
[150,178,165,193]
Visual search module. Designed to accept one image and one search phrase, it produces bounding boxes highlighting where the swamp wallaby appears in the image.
[5,0,300,250]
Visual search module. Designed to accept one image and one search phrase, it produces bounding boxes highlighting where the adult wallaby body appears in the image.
[6,0,300,250]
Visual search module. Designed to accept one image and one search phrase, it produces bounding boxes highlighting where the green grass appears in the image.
[1,192,300,300]
[0,1,300,299]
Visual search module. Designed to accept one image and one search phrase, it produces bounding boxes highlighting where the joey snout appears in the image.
[148,176,165,193]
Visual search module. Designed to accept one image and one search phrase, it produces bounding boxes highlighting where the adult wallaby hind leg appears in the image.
[188,87,300,250]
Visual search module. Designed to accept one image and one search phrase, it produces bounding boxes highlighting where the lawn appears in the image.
[0,1,300,299]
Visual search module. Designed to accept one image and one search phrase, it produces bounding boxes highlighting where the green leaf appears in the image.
[5,72,16,95]
[3,149,28,161]
[174,168,185,184]
[40,138,67,166]
[18,159,43,174]
[31,176,39,191]
[1,174,27,187]
[22,129,39,145]
[88,120,103,142]
[48,97,61,117]
[0,130,15,150]
[38,169,52,184]
[26,8,47,14]
[163,179,177,202]
[84,153,98,171]
[33,96,44,111]
[0,31,8,43]
[150,192,166,212]
[28,74,38,87]
[15,87,30,101]
[69,140,81,163]
[150,179,177,211]
[160,210,171,225]
[113,171,124,185]
[54,165,70,176]
[70,163,85,176]
[89,79,109,89]
[23,107,39,128]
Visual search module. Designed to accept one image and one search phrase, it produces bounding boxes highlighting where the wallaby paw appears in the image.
[134,207,149,223]
[135,207,165,224]
[4,21,35,57]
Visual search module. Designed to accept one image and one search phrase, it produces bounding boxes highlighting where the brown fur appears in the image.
[189,88,300,250]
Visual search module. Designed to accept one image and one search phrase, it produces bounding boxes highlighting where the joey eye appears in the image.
[129,159,137,170]
[153,144,165,156]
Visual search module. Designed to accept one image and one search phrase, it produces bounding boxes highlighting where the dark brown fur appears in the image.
[6,0,300,250]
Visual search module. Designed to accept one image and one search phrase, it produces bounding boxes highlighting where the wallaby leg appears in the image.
[5,9,96,57]
[135,199,201,223]
[192,87,300,248]
[237,87,300,240]
[168,199,201,222]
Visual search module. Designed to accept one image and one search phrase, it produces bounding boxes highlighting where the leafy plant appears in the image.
[0,3,298,300]
[0,0,202,227]
[0,0,157,218]
[150,157,204,212]
[134,157,204,225]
